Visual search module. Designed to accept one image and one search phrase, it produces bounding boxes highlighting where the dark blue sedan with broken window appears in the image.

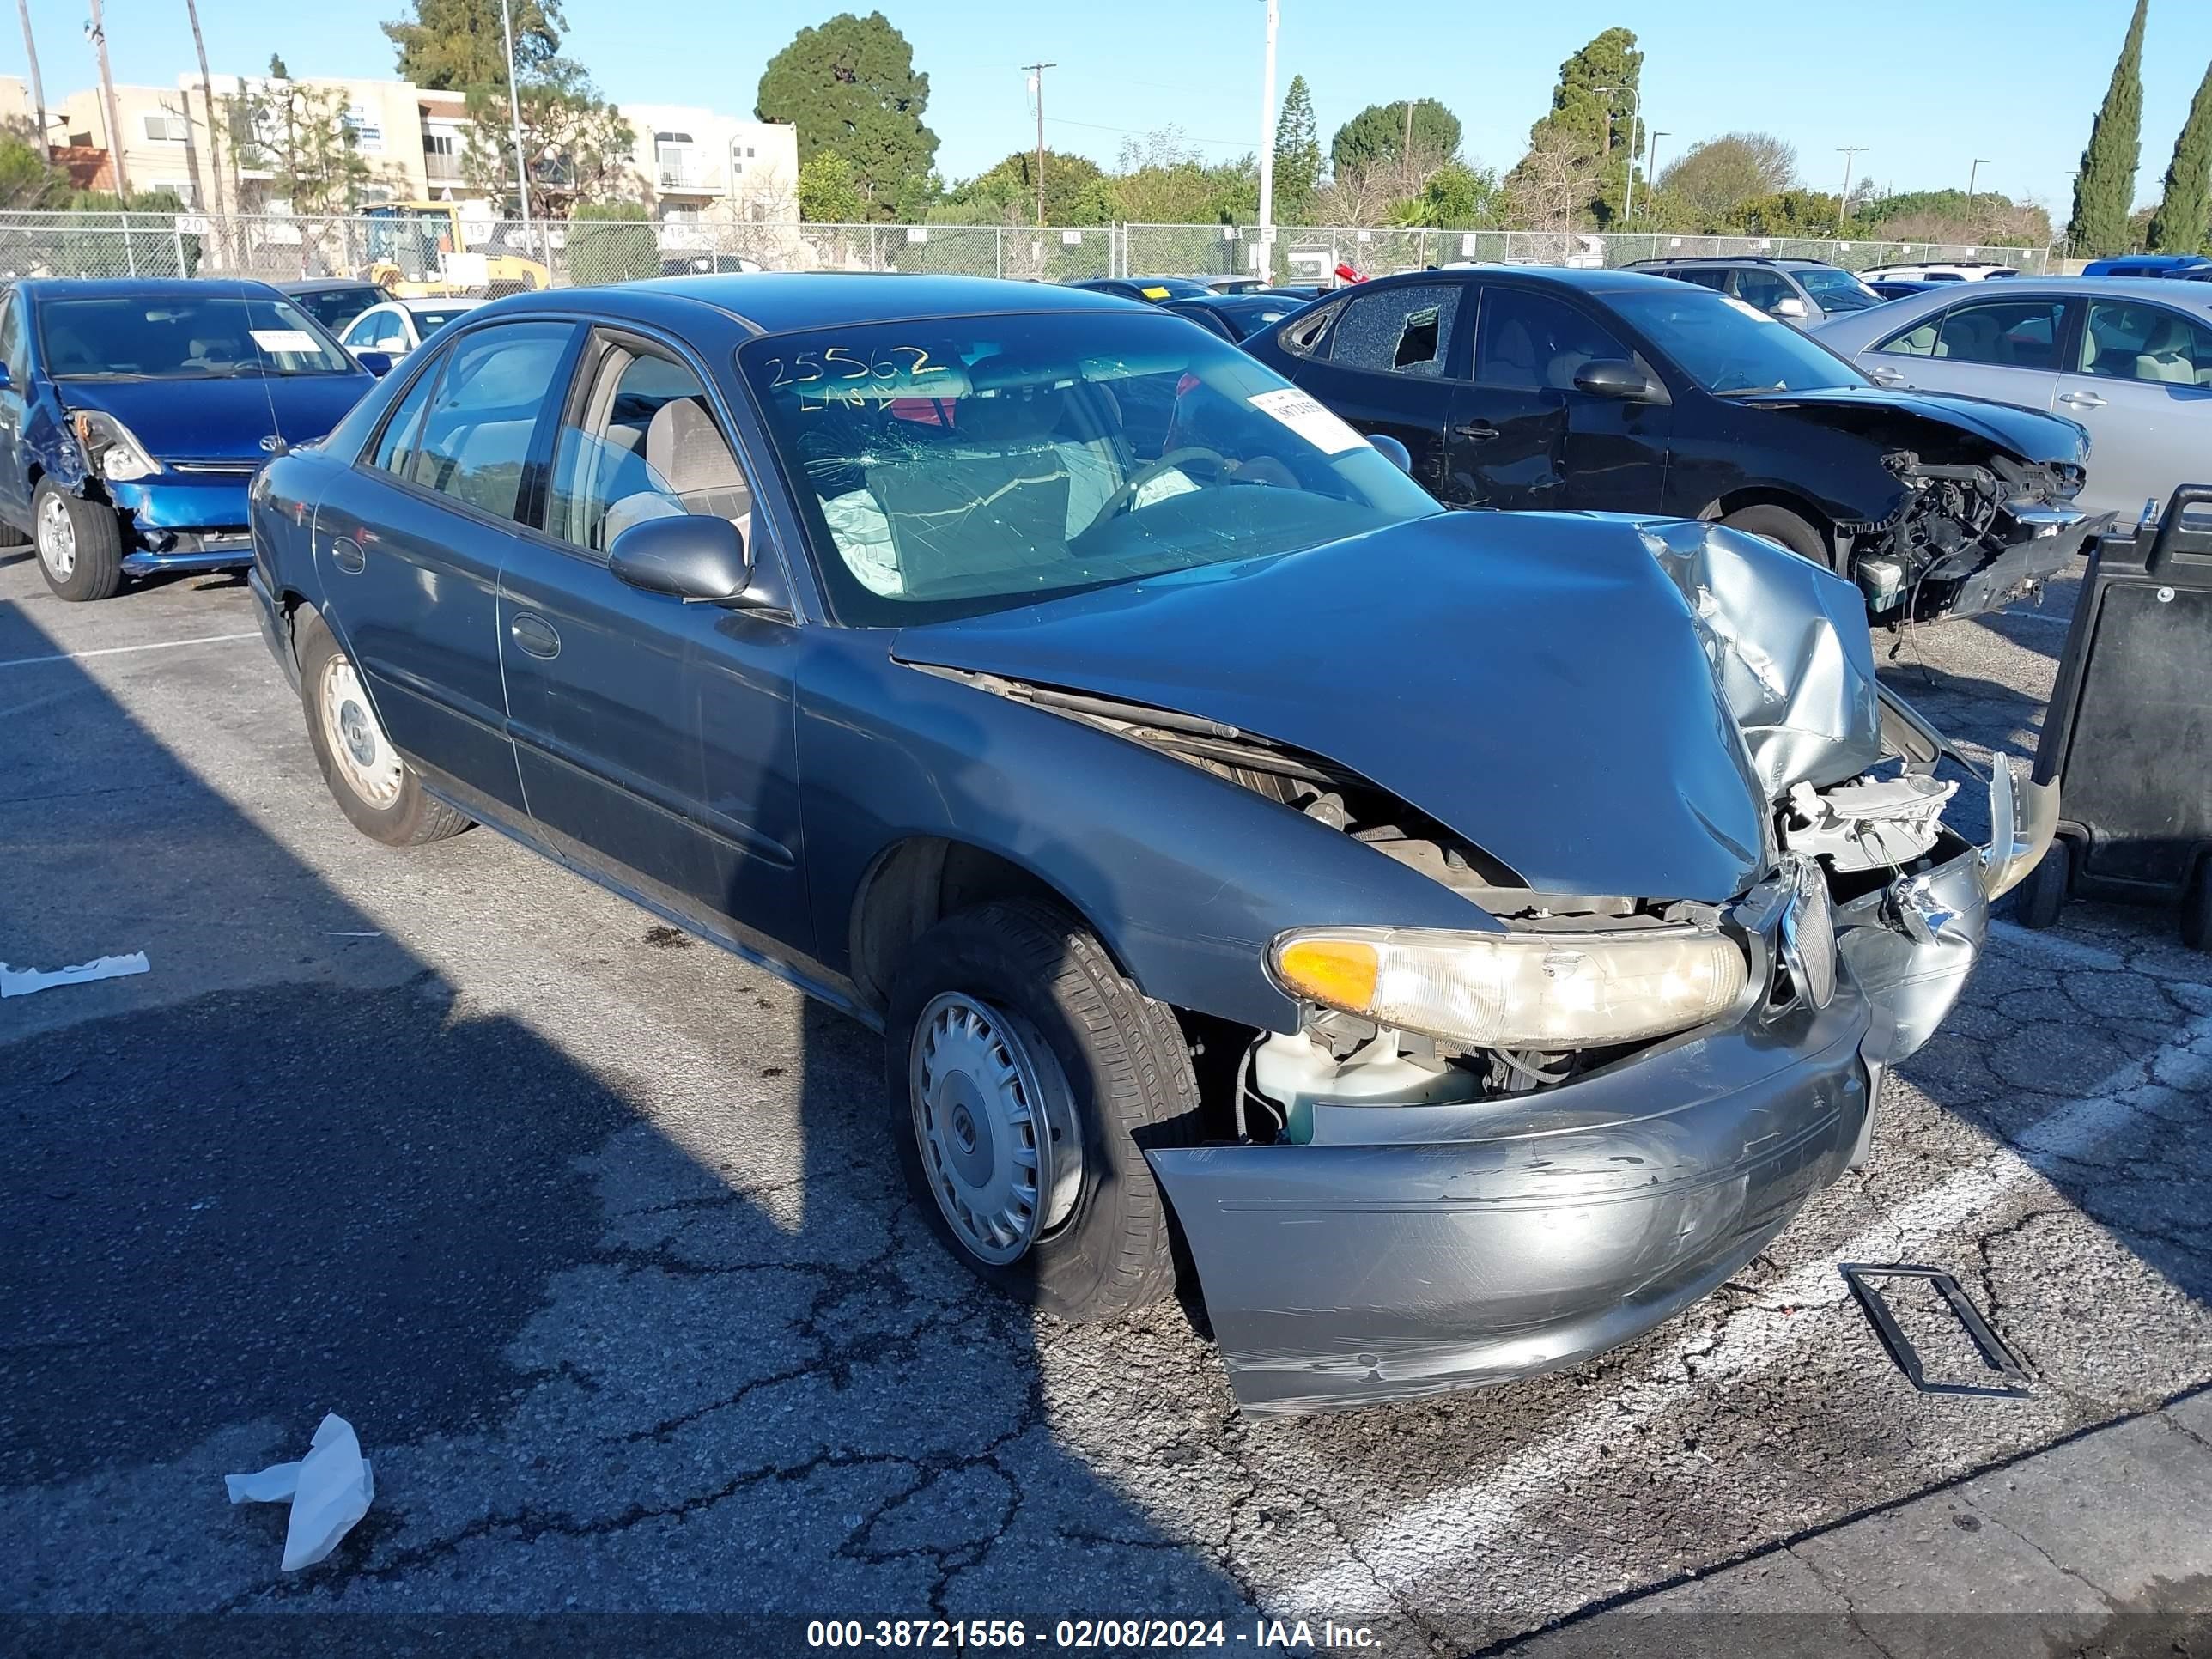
[246,274,2057,1413]
[0,278,374,600]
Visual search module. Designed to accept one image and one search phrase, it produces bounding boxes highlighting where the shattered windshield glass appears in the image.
[736,311,1441,625]
[1610,287,1869,395]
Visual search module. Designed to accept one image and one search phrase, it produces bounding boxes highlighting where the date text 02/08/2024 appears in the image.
[805,1619,1383,1650]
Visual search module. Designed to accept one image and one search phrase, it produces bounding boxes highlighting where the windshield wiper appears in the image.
[56,370,158,381]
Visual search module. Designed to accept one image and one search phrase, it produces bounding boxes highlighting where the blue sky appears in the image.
[20,0,2212,213]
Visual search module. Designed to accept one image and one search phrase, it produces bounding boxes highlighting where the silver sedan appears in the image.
[1814,276,2212,520]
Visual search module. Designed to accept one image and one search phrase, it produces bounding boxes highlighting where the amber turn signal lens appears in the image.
[1274,937,1380,1011]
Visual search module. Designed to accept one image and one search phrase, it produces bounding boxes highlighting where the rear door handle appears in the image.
[329,535,365,574]
[509,611,561,659]
[2058,390,2106,409]
[1451,422,1501,442]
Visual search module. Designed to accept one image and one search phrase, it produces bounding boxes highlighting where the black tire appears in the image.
[2014,838,2071,930]
[296,614,471,847]
[1720,504,1832,570]
[31,480,124,602]
[2183,858,2212,953]
[885,898,1199,1321]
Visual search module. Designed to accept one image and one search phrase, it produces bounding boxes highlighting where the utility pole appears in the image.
[185,0,229,259]
[1595,83,1642,222]
[1837,145,1868,228]
[1022,62,1054,227]
[85,0,131,198]
[1255,0,1278,255]
[16,0,46,155]
[500,0,534,251]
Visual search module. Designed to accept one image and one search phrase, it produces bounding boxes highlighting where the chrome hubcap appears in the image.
[36,495,76,580]
[318,653,404,810]
[908,993,1082,1265]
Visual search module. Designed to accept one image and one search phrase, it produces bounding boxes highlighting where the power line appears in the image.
[1042,113,1247,149]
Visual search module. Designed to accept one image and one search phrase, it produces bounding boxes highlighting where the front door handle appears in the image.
[1451,422,1501,442]
[2058,390,2106,409]
[1869,365,1906,386]
[509,611,561,659]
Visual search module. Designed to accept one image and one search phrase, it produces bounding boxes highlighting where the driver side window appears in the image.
[1474,288,1631,390]
[544,332,754,557]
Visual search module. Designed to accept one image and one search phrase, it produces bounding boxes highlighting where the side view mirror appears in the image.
[355,349,393,378]
[1571,359,1665,402]
[609,513,752,603]
[1367,433,1414,474]
[0,360,12,391]
[1771,296,1811,320]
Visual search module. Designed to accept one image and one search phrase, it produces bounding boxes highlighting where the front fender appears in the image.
[793,633,1498,1030]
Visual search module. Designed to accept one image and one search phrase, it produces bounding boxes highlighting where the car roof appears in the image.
[1358,264,1695,296]
[1874,275,2212,306]
[280,276,381,292]
[397,295,483,312]
[566,271,1147,334]
[17,276,285,299]
[1632,256,1833,270]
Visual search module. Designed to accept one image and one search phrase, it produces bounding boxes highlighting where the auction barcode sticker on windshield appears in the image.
[250,329,319,354]
[1247,387,1365,455]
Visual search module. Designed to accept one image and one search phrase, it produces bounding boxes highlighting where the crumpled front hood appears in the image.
[896,512,1801,903]
[55,374,369,461]
[1733,384,2087,466]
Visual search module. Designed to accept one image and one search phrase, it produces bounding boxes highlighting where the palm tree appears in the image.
[15,0,47,152]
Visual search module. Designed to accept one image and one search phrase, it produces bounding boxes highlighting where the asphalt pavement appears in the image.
[2,550,2209,1656]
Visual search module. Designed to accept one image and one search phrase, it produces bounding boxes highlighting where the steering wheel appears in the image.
[1090,447,1229,525]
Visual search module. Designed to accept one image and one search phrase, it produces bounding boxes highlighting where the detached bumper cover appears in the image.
[1148,985,1874,1414]
[1925,504,2107,623]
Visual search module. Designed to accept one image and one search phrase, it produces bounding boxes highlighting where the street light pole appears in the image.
[1256,0,1279,257]
[1595,83,1642,222]
[1647,130,1670,198]
[500,0,534,254]
[1966,156,1990,210]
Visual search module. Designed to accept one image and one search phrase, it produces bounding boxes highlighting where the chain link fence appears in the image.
[0,209,2052,288]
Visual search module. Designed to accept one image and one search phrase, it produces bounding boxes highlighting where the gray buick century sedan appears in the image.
[247,274,2056,1413]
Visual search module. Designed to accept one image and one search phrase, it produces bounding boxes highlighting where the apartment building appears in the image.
[39,70,795,226]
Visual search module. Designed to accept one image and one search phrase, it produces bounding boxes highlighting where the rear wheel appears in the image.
[33,481,123,602]
[296,615,471,847]
[885,899,1198,1321]
[1720,504,1832,569]
[2183,859,2212,953]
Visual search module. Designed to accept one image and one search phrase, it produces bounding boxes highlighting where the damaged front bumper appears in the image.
[104,475,256,576]
[1152,760,2056,1416]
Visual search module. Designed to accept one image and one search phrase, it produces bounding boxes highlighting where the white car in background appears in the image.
[336,296,486,363]
[1856,261,2021,284]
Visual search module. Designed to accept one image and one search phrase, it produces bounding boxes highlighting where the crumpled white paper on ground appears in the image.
[0,951,150,999]
[224,1413,374,1571]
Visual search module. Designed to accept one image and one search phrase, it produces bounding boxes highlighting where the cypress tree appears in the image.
[2068,0,2148,257]
[2148,59,2212,253]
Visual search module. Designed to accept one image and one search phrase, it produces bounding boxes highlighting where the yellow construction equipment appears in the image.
[359,203,549,298]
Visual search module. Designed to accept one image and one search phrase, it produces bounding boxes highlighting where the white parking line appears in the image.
[1281,1015,2212,1618]
[1987,920,2128,972]
[0,631,258,672]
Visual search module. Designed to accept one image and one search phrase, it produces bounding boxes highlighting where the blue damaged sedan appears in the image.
[1,279,376,600]
[247,275,2057,1413]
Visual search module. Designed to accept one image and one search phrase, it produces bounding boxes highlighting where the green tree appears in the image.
[461,61,635,220]
[945,149,1112,225]
[2148,58,2212,253]
[565,200,657,284]
[1654,131,1796,231]
[233,63,371,214]
[1509,27,1641,225]
[1330,98,1460,178]
[382,0,565,93]
[1389,161,1497,228]
[0,131,70,210]
[1272,74,1322,222]
[2069,0,2148,257]
[796,151,865,222]
[756,11,937,220]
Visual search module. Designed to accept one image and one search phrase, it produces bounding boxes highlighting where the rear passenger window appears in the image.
[366,354,443,475]
[408,322,574,520]
[1328,283,1461,378]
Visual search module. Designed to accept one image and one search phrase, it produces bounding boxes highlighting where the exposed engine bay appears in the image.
[1849,449,2100,623]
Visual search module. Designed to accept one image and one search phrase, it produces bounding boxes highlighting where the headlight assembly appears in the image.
[1270,923,1750,1051]
[70,410,161,482]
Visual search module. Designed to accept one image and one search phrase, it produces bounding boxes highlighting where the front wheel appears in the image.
[296,615,471,847]
[885,899,1198,1321]
[1719,504,1832,570]
[33,481,123,602]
